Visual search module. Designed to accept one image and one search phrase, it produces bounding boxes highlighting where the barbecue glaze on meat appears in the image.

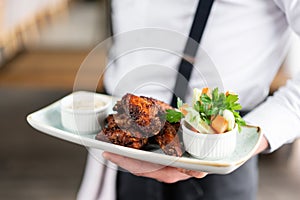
[155,121,183,157]
[96,93,183,157]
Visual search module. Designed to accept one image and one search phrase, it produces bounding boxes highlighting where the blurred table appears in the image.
[0,0,69,66]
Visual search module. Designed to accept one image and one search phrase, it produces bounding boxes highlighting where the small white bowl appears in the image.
[182,120,237,160]
[60,91,111,134]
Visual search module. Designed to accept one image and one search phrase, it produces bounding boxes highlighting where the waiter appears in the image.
[78,0,300,199]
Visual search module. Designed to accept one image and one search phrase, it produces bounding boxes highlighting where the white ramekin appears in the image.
[182,120,237,160]
[60,91,111,134]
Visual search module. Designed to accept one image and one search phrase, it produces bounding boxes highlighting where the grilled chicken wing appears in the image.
[96,93,183,156]
[96,114,148,149]
[154,122,183,157]
[96,128,148,149]
[113,93,164,136]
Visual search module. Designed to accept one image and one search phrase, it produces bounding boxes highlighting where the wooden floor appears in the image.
[0,51,300,200]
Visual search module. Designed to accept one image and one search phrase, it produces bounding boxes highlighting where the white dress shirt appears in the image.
[78,1,300,199]
[104,0,300,152]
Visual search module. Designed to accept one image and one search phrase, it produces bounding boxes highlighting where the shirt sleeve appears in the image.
[244,73,300,153]
[273,0,300,34]
[246,0,300,153]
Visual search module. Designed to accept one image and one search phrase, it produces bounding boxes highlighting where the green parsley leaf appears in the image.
[226,94,238,104]
[200,94,211,104]
[166,109,184,123]
[212,88,219,102]
[177,97,183,108]
[194,101,201,112]
[233,111,246,132]
[194,87,246,131]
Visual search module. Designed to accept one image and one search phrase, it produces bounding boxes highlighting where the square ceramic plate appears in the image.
[27,92,262,174]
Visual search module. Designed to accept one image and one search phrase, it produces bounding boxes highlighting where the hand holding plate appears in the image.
[102,152,207,183]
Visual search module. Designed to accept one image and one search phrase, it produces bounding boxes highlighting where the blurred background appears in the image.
[0,0,300,199]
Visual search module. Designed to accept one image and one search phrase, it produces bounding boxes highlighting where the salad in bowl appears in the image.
[166,87,246,159]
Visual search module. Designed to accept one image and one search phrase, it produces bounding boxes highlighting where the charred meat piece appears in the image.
[107,112,162,137]
[96,127,148,149]
[113,100,124,113]
[155,122,183,157]
[112,113,133,130]
[123,94,159,126]
[114,95,172,114]
[144,96,173,112]
[96,93,183,155]
[114,113,162,136]
[104,114,145,138]
[105,114,118,129]
[113,93,164,136]
[98,113,149,149]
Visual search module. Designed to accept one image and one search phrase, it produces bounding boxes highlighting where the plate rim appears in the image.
[26,92,262,171]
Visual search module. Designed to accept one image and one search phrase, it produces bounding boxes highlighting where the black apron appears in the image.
[116,156,258,200]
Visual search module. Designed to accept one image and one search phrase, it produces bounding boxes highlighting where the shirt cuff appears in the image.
[244,97,299,153]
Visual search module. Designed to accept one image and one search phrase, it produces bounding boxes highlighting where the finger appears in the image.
[135,167,191,183]
[103,152,191,183]
[176,168,208,179]
[102,152,164,173]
